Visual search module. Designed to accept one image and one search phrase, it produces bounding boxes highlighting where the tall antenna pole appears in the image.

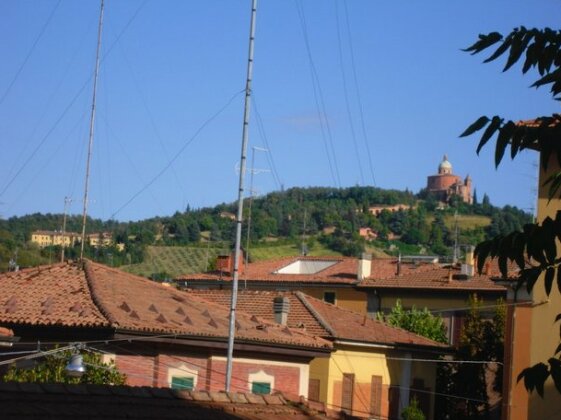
[61,196,72,263]
[453,210,459,264]
[80,0,105,260]
[245,146,268,271]
[226,0,257,392]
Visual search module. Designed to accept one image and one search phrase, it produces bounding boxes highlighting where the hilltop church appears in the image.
[426,155,472,204]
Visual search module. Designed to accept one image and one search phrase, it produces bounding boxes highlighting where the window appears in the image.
[171,376,194,390]
[248,370,274,394]
[323,291,336,304]
[168,364,198,390]
[251,382,271,394]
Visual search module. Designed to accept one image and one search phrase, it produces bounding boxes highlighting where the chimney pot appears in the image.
[273,296,290,325]
[357,253,372,281]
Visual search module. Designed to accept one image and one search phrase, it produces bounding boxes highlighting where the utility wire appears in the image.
[294,0,341,188]
[0,0,149,199]
[252,96,282,189]
[0,0,62,107]
[334,0,364,185]
[342,0,376,186]
[110,89,244,219]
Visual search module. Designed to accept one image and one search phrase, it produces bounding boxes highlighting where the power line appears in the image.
[0,0,149,200]
[342,0,376,186]
[110,89,245,219]
[0,0,62,107]
[252,96,282,190]
[334,0,364,185]
[294,0,341,188]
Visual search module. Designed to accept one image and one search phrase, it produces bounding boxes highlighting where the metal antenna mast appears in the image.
[61,196,72,263]
[80,0,104,260]
[245,146,268,271]
[226,0,257,392]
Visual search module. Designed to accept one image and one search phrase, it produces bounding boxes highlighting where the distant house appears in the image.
[87,231,113,248]
[357,260,507,346]
[0,261,330,398]
[30,230,79,248]
[187,289,448,419]
[368,204,413,216]
[178,253,507,346]
[358,227,377,240]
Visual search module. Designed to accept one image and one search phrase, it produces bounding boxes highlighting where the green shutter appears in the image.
[251,382,271,394]
[171,376,194,390]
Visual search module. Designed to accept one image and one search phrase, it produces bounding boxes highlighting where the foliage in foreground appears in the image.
[3,350,126,385]
[462,25,561,396]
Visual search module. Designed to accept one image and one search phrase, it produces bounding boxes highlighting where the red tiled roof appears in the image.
[189,290,446,350]
[0,262,109,328]
[0,382,336,419]
[357,264,507,292]
[178,256,436,285]
[0,326,14,338]
[0,261,330,351]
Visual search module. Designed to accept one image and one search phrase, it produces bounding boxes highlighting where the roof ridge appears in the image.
[294,292,335,337]
[82,260,119,327]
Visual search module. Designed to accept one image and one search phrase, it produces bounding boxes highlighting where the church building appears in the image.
[426,155,472,204]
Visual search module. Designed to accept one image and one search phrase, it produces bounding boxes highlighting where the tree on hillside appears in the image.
[460,27,561,394]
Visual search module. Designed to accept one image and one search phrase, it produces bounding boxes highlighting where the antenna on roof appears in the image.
[225,0,258,393]
[80,0,104,260]
[61,196,73,263]
[453,211,459,264]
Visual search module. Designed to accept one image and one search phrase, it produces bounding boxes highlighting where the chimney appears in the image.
[396,253,402,276]
[357,253,372,281]
[273,296,290,325]
[215,250,244,275]
[461,246,475,277]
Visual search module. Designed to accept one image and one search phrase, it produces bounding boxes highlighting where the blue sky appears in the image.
[0,0,559,222]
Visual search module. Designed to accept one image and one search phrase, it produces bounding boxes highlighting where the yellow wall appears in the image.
[525,154,561,419]
[300,287,367,314]
[310,345,436,419]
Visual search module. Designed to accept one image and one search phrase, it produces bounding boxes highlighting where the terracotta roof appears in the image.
[357,264,507,292]
[189,290,447,350]
[0,382,335,419]
[0,327,14,338]
[0,261,330,351]
[0,262,109,328]
[178,256,437,285]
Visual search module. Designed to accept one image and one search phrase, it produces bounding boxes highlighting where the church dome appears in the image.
[439,155,452,173]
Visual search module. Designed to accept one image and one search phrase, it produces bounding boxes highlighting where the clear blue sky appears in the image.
[0,0,558,221]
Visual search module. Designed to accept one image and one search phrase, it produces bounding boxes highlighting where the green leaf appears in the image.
[474,241,492,274]
[495,121,516,167]
[503,27,533,72]
[521,267,542,293]
[460,116,490,138]
[545,267,555,296]
[548,358,561,394]
[531,68,561,89]
[476,116,502,154]
[463,32,503,54]
[483,33,513,63]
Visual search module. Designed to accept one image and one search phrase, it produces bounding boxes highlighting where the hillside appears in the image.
[0,186,532,274]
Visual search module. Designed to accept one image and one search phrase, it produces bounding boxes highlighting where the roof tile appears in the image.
[0,261,331,351]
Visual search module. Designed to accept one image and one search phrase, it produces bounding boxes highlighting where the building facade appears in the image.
[426,155,472,204]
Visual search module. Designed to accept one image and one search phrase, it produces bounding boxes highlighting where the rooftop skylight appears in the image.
[275,259,338,275]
